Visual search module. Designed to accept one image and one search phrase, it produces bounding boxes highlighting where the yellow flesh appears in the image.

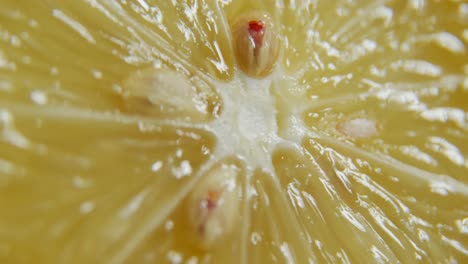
[0,0,467,263]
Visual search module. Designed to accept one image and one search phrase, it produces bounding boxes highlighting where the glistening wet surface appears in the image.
[0,1,467,263]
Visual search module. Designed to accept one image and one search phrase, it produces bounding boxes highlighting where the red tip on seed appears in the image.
[249,20,264,32]
[204,190,221,210]
[248,20,265,49]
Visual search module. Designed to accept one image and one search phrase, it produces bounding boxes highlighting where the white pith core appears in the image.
[207,68,308,173]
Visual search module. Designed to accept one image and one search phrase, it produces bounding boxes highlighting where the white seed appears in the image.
[185,163,240,249]
[121,68,208,120]
[231,11,280,78]
[337,118,378,138]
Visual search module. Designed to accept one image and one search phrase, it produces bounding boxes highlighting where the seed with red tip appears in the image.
[231,11,280,78]
[248,20,265,48]
[185,164,240,249]
[204,190,221,210]
[248,20,264,33]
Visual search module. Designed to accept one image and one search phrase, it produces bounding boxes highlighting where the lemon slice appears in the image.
[0,0,467,263]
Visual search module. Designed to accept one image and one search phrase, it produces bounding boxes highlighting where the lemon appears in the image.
[0,0,467,263]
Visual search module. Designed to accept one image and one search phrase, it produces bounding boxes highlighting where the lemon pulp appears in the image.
[0,0,467,263]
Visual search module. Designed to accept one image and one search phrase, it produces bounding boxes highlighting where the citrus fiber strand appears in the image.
[338,166,436,262]
[325,0,390,44]
[301,147,402,263]
[252,172,318,263]
[314,135,468,195]
[303,142,443,262]
[331,7,391,48]
[0,102,208,130]
[394,197,465,260]
[297,93,365,113]
[263,149,319,262]
[0,2,125,80]
[207,0,236,78]
[272,148,354,263]
[304,144,404,263]
[99,0,215,85]
[108,156,221,264]
[59,178,163,262]
[213,0,235,52]
[239,169,253,264]
[362,75,467,92]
